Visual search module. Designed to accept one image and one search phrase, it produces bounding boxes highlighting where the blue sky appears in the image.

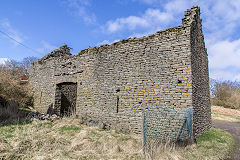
[0,0,240,81]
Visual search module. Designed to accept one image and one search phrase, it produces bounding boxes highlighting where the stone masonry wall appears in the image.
[188,7,212,139]
[90,26,193,134]
[29,6,211,139]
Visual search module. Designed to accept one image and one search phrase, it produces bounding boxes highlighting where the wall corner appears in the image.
[182,6,201,27]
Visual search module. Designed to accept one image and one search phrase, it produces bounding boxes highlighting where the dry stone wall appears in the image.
[188,8,212,138]
[29,6,211,140]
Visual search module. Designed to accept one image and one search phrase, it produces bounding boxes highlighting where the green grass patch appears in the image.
[119,136,131,142]
[42,121,54,128]
[197,127,227,143]
[59,125,80,133]
[182,127,235,160]
[0,125,16,133]
[4,134,14,139]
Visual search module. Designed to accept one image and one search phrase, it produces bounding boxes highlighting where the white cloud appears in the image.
[104,0,194,34]
[96,39,120,46]
[103,0,240,81]
[36,41,57,54]
[96,40,111,46]
[199,0,240,81]
[64,0,96,24]
[210,69,240,82]
[0,19,26,46]
[105,8,174,33]
[207,38,240,81]
[132,0,158,5]
[165,0,192,13]
[208,39,240,70]
[107,16,148,33]
[198,0,240,40]
[129,31,154,38]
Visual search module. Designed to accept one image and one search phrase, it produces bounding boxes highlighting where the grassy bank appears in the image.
[212,112,240,122]
[211,105,240,122]
[182,127,235,160]
[0,119,235,160]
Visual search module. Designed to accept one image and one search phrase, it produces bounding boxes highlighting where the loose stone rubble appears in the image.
[29,112,60,121]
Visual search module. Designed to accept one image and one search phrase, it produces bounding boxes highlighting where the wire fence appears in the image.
[143,105,193,150]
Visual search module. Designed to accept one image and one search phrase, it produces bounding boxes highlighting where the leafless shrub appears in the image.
[0,66,33,107]
[0,61,34,122]
[211,79,240,109]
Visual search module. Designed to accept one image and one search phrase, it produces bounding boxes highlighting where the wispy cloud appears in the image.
[0,19,26,46]
[197,0,240,81]
[208,39,240,70]
[36,41,57,55]
[199,0,240,41]
[63,0,96,24]
[96,39,120,46]
[131,0,158,5]
[208,38,240,81]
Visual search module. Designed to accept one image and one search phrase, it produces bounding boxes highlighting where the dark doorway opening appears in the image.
[55,82,77,117]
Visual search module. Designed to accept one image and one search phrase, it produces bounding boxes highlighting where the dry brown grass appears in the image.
[212,112,240,122]
[0,118,143,160]
[0,118,235,160]
[211,105,240,122]
[144,141,182,160]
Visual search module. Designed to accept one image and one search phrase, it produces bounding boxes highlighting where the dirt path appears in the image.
[213,120,240,160]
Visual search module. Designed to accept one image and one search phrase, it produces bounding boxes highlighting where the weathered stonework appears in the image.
[30,6,211,140]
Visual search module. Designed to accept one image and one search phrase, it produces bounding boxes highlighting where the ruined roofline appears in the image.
[182,6,200,26]
[36,45,72,64]
[76,26,185,56]
[34,6,200,64]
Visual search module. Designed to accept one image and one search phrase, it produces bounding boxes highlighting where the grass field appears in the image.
[0,118,235,160]
[211,105,240,122]
[212,112,240,122]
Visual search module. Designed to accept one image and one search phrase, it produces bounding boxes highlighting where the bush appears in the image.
[0,67,33,107]
[211,79,240,109]
[0,65,33,122]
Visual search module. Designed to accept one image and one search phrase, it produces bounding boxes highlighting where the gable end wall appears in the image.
[189,8,212,139]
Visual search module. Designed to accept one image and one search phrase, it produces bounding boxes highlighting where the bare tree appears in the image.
[4,57,38,75]
[21,57,38,74]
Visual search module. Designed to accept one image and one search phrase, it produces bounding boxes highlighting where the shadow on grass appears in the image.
[0,102,33,127]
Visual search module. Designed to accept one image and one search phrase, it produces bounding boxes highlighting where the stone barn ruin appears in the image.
[30,6,211,142]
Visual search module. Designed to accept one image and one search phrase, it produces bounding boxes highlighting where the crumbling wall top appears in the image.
[182,6,200,26]
[39,45,72,62]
